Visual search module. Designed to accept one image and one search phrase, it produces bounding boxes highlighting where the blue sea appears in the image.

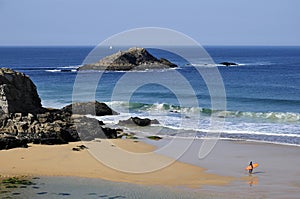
[0,46,299,146]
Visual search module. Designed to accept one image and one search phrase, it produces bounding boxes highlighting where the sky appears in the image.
[0,0,299,46]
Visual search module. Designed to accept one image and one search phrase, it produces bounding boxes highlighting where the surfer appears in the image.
[248,161,254,174]
[245,161,258,174]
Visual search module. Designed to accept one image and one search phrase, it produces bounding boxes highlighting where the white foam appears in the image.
[45,69,61,72]
[41,100,69,109]
[60,65,82,69]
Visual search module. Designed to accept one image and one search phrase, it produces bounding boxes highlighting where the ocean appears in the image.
[0,46,299,146]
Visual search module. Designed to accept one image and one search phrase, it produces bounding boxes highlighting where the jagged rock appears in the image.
[0,105,119,148]
[0,68,44,114]
[0,68,123,150]
[119,117,159,127]
[61,101,118,116]
[0,68,121,150]
[0,111,119,147]
[78,47,178,71]
[74,116,117,140]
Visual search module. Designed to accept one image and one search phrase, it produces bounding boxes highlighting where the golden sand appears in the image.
[0,140,233,188]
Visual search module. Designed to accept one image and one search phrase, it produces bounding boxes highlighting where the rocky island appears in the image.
[78,47,177,71]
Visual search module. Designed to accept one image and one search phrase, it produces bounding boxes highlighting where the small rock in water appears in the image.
[147,135,162,141]
[118,117,159,127]
[219,62,238,66]
[58,192,71,196]
[36,192,48,195]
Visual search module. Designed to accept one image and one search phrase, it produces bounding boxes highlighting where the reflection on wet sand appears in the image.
[247,176,259,187]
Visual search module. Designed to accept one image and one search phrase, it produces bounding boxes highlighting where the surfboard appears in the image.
[245,163,259,170]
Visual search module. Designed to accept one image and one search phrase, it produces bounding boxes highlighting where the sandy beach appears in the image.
[1,138,300,198]
[0,139,233,188]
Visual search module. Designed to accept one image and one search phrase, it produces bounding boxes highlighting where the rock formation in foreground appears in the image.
[0,68,120,150]
[78,47,177,71]
[0,68,44,114]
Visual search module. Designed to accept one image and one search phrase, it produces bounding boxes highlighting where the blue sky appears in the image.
[0,0,299,46]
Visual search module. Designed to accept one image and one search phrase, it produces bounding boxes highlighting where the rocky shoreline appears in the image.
[0,104,122,150]
[0,68,161,150]
[0,68,133,150]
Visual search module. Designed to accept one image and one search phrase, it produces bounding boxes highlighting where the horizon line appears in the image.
[0,44,300,47]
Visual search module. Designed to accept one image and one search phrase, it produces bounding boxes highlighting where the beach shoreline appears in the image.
[155,138,300,199]
[0,139,233,188]
[1,138,299,198]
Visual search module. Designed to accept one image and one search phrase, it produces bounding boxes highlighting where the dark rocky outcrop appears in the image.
[219,62,238,66]
[119,117,159,127]
[0,68,44,114]
[78,47,177,71]
[0,135,28,150]
[0,68,121,150]
[61,101,118,116]
[0,106,120,149]
[73,115,119,140]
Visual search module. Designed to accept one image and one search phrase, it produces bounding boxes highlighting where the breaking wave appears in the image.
[106,101,300,123]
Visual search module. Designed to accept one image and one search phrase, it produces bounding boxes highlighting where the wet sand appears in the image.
[148,138,300,199]
[1,138,299,198]
[0,139,233,188]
